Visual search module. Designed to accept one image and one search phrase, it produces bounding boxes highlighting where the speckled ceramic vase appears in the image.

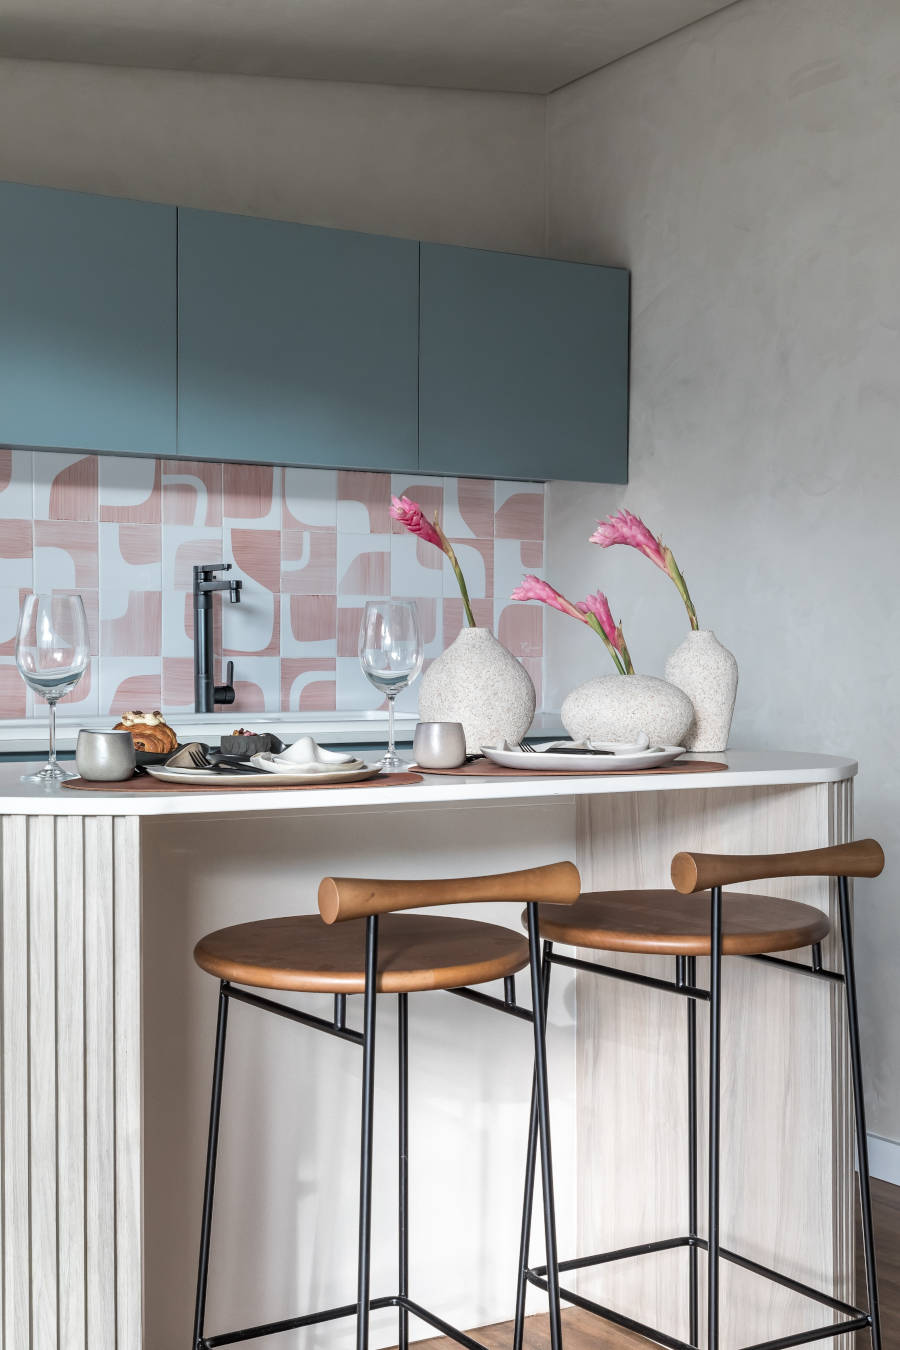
[561,674,694,747]
[664,629,738,752]
[418,627,536,754]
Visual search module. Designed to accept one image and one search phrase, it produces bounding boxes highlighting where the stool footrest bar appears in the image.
[549,952,710,1001]
[225,983,364,1046]
[200,1295,398,1347]
[527,1272,696,1350]
[397,1297,492,1350]
[447,986,534,1022]
[737,1317,872,1350]
[743,954,845,984]
[529,1235,691,1277]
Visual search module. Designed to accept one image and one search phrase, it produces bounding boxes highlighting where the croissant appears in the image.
[114,710,178,754]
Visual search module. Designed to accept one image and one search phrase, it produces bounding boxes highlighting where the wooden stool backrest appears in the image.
[671,839,884,895]
[318,861,581,925]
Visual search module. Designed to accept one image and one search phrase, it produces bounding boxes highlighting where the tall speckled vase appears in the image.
[418,627,536,754]
[665,630,738,752]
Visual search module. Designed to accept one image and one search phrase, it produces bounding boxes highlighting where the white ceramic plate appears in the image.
[480,744,687,773]
[146,764,381,787]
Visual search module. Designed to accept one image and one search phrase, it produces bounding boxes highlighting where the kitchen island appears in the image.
[0,751,858,1350]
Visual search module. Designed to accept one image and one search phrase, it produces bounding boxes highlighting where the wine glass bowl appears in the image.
[16,593,90,783]
[359,600,423,771]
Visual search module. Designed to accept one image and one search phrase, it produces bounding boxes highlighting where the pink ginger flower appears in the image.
[511,576,585,622]
[390,495,444,552]
[590,509,667,571]
[576,590,620,649]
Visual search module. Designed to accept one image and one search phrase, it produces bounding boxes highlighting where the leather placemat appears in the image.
[417,758,728,778]
[62,771,423,793]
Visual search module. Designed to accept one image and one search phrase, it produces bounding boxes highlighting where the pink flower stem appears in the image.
[583,612,629,674]
[433,516,476,628]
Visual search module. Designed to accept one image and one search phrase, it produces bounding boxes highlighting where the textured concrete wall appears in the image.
[0,56,546,252]
[545,0,900,1142]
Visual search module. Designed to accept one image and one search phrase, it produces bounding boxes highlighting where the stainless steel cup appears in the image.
[413,721,467,770]
[75,729,136,781]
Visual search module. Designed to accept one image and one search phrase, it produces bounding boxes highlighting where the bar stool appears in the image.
[514,839,885,1350]
[190,860,581,1350]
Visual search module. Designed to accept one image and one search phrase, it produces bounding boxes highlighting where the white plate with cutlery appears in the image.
[146,764,381,786]
[480,742,687,773]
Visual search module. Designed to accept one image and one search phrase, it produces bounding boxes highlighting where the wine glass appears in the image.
[359,600,423,771]
[15,593,90,784]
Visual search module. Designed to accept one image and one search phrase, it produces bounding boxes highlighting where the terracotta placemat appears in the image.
[62,771,423,793]
[417,758,728,779]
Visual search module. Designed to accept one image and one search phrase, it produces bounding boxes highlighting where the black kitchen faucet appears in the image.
[192,563,242,713]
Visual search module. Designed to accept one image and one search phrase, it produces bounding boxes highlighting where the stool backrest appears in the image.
[671,839,884,894]
[318,860,581,925]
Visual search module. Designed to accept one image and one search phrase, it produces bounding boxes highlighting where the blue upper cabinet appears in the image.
[0,181,176,456]
[177,209,419,469]
[418,243,629,483]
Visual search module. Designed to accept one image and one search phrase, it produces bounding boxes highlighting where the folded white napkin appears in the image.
[249,735,364,775]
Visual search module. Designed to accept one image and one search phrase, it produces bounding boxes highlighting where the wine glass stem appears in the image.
[48,698,57,767]
[387,693,396,760]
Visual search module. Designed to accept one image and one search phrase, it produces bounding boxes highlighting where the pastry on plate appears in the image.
[113,710,178,754]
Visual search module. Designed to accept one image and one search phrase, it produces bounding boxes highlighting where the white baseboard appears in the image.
[867,1132,900,1185]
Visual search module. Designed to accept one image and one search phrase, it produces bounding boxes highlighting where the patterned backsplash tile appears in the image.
[0,448,545,720]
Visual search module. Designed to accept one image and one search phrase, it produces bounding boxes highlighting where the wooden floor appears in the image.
[403,1179,899,1349]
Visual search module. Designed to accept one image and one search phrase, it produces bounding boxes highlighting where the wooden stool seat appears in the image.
[531,888,832,957]
[194,912,529,994]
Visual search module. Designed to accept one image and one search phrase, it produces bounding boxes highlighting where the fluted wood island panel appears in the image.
[0,752,857,1350]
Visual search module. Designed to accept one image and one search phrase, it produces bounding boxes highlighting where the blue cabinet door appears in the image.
[419,244,629,483]
[0,181,176,456]
[178,209,419,469]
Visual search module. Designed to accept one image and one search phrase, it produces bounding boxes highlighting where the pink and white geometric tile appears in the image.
[281,657,337,712]
[441,477,495,540]
[390,533,443,598]
[99,522,162,590]
[282,524,337,595]
[337,470,390,534]
[338,534,391,598]
[228,657,281,714]
[33,520,98,591]
[162,459,223,527]
[99,658,162,717]
[226,526,281,594]
[442,598,494,646]
[280,594,337,658]
[0,587,30,656]
[162,525,224,592]
[58,658,99,715]
[494,481,544,541]
[100,590,163,658]
[445,539,493,599]
[223,463,282,527]
[283,466,337,531]
[0,660,26,718]
[99,455,161,524]
[494,538,544,602]
[33,451,98,522]
[496,599,543,660]
[0,449,33,519]
[161,657,196,712]
[223,587,280,658]
[0,522,32,590]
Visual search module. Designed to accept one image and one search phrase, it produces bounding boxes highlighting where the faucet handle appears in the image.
[214,660,236,706]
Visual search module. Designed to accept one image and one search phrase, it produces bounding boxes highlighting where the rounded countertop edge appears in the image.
[0,750,859,817]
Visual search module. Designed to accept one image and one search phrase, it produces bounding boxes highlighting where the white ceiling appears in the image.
[0,0,741,95]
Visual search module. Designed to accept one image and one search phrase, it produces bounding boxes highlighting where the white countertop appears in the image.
[0,750,857,816]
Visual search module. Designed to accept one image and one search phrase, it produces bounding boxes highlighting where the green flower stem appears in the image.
[584,613,627,674]
[664,548,700,631]
[434,518,476,628]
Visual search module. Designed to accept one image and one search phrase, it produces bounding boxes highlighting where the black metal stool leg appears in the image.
[677,955,700,1348]
[357,916,379,1350]
[838,876,882,1348]
[193,982,230,1350]
[708,887,723,1350]
[525,910,563,1350]
[398,992,409,1350]
[513,941,553,1350]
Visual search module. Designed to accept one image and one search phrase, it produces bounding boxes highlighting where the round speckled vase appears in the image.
[561,674,694,747]
[418,627,536,754]
[664,629,738,753]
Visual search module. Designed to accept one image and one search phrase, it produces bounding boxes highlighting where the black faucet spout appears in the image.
[193,564,242,713]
